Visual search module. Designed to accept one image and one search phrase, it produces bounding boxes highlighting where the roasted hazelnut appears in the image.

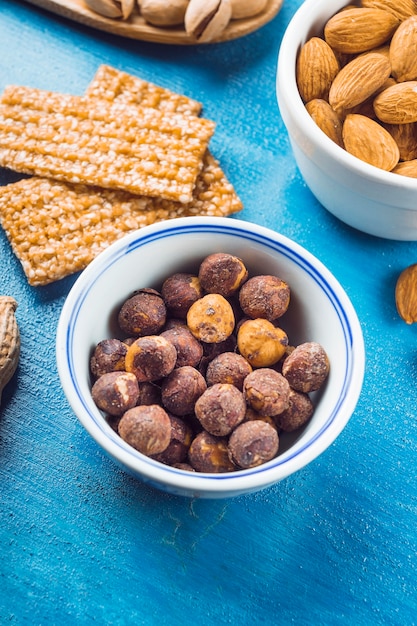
[237,318,288,367]
[90,338,128,378]
[125,335,177,382]
[228,421,279,469]
[194,383,246,436]
[160,326,203,368]
[239,275,290,321]
[282,342,330,393]
[274,389,314,432]
[243,368,290,416]
[118,405,171,456]
[188,431,237,473]
[152,413,193,465]
[205,351,252,391]
[161,273,202,319]
[91,371,139,416]
[198,252,248,297]
[187,293,235,343]
[161,365,207,416]
[118,288,167,337]
[243,407,278,430]
[137,381,162,406]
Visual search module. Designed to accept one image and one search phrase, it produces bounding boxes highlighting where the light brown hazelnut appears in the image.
[185,0,232,43]
[187,293,235,344]
[237,318,288,368]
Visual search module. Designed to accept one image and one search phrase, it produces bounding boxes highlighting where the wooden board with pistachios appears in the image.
[24,0,284,44]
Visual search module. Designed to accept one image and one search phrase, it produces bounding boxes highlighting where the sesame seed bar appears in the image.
[0,151,242,286]
[0,85,215,203]
[86,65,202,116]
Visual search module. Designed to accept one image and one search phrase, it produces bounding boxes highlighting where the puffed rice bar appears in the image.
[86,65,202,116]
[0,85,215,202]
[0,152,242,286]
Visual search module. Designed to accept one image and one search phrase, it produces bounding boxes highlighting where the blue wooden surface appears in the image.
[1,1,416,624]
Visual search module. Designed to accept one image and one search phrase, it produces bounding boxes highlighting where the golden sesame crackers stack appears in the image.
[0,66,242,286]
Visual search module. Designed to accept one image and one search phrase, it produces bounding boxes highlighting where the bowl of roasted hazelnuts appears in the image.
[277,0,417,240]
[56,216,365,499]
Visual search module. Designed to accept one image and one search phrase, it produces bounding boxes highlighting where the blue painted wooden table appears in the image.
[1,1,416,624]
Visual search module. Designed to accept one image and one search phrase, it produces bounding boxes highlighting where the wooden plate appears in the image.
[24,0,284,45]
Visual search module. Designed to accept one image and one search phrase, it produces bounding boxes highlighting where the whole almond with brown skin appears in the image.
[390,16,417,82]
[392,159,417,178]
[395,263,417,324]
[361,0,417,22]
[385,122,417,161]
[328,52,392,114]
[324,8,399,54]
[296,37,340,103]
[305,99,344,148]
[342,113,400,170]
[374,81,417,123]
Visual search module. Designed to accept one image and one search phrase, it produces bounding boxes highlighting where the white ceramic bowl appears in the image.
[56,216,365,499]
[277,0,417,241]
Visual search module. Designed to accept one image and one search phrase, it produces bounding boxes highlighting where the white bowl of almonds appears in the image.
[56,216,365,499]
[277,0,417,240]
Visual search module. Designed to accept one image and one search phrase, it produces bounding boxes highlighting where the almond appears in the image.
[361,0,417,22]
[374,81,417,123]
[328,52,391,114]
[305,99,344,148]
[390,15,417,81]
[384,122,417,160]
[392,159,417,178]
[324,8,399,54]
[395,263,417,324]
[342,113,400,170]
[296,37,340,103]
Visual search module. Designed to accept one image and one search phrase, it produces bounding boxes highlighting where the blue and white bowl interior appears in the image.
[56,217,365,497]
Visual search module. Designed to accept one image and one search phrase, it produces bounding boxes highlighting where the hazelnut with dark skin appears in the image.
[239,275,290,321]
[91,371,139,416]
[90,338,128,379]
[274,388,314,432]
[188,430,237,473]
[194,383,246,436]
[152,413,194,466]
[243,368,290,416]
[282,342,330,393]
[161,365,207,416]
[187,293,235,344]
[198,252,248,297]
[160,325,203,369]
[228,421,279,469]
[118,288,167,337]
[118,404,171,456]
[125,335,177,382]
[205,351,252,391]
[161,273,202,319]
